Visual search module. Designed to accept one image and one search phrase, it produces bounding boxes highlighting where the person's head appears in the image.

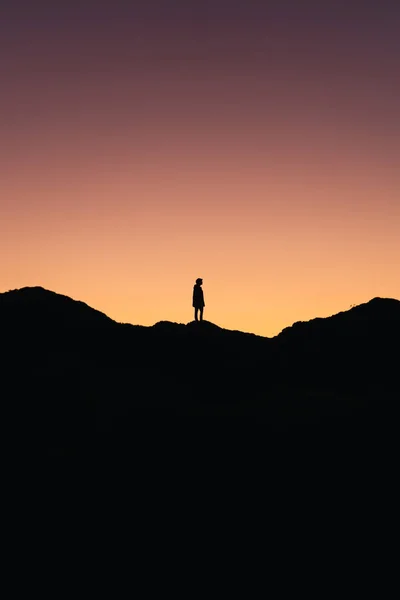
[196,278,203,285]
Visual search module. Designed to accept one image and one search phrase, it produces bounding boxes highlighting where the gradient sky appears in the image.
[1,0,399,336]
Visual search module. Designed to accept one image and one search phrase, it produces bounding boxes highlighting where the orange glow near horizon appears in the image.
[1,3,399,336]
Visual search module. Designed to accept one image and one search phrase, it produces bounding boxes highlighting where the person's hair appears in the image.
[196,278,203,284]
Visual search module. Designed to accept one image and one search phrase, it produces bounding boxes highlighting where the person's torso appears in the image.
[193,285,204,301]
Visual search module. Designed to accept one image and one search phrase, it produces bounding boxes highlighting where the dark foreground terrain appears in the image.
[1,287,399,458]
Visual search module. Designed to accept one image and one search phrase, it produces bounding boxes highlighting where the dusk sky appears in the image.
[1,0,399,336]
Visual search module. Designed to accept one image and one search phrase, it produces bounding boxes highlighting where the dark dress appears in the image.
[192,284,205,308]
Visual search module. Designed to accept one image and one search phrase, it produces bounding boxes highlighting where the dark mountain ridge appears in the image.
[4,286,398,347]
[3,285,398,336]
[278,296,400,340]
[0,286,115,330]
[1,287,399,453]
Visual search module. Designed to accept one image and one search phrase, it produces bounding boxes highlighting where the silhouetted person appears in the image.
[193,278,205,322]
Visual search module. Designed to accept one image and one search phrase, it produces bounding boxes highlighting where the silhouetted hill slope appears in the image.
[274,297,400,389]
[0,286,116,331]
[277,297,400,341]
[1,287,399,453]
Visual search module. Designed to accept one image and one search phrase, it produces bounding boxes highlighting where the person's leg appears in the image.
[199,307,204,321]
[194,307,199,321]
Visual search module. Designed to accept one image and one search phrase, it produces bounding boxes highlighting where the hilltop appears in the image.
[0,286,116,330]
